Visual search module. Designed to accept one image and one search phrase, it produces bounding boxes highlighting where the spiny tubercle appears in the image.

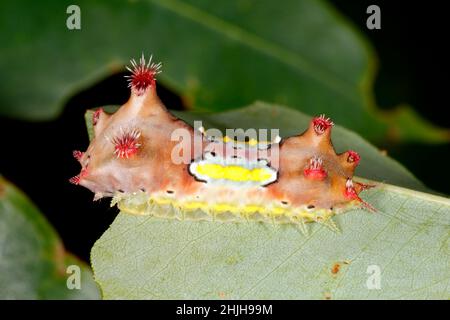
[125,54,162,95]
[111,128,142,159]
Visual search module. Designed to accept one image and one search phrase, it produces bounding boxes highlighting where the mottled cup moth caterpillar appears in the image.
[71,54,374,234]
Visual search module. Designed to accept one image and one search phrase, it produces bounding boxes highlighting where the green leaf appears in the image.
[1,0,448,144]
[0,176,100,299]
[89,103,450,299]
[380,105,450,144]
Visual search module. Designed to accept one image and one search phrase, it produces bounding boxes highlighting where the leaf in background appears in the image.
[381,105,450,143]
[0,176,100,299]
[88,103,449,299]
[1,0,448,144]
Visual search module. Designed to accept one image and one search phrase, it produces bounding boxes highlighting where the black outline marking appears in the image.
[187,159,208,184]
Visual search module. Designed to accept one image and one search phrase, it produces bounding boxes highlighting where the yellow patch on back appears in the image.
[196,163,273,182]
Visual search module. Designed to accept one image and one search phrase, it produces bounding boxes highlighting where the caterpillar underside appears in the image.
[70,55,374,234]
[112,190,348,233]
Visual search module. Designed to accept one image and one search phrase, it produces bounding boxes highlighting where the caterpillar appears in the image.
[70,54,374,234]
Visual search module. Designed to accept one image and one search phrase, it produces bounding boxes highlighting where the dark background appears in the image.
[331,0,450,199]
[0,1,448,262]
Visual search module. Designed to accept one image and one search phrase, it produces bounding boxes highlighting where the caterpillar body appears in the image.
[71,55,374,234]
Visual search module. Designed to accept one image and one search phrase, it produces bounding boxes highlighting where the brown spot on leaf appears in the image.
[331,263,341,275]
[324,292,332,300]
